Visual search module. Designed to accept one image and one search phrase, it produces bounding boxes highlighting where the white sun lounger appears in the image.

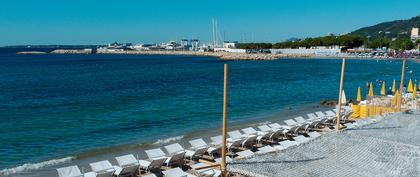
[315,111,326,118]
[269,123,291,131]
[258,124,274,132]
[307,113,319,121]
[258,124,287,140]
[162,167,197,177]
[164,143,186,167]
[293,135,310,144]
[227,130,257,148]
[307,131,321,139]
[57,165,84,177]
[139,148,168,172]
[279,140,298,148]
[114,154,139,177]
[325,110,336,117]
[214,156,233,163]
[344,122,356,129]
[235,149,255,159]
[191,163,222,177]
[284,119,298,126]
[186,138,209,159]
[294,116,307,124]
[89,160,115,177]
[241,127,272,144]
[256,145,276,154]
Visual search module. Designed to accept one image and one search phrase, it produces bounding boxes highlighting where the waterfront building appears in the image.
[223,41,238,49]
[411,27,419,41]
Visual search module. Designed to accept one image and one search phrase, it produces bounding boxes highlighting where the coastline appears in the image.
[3,102,332,177]
[95,50,419,61]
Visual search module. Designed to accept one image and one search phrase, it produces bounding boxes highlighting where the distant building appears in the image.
[411,28,419,40]
[223,41,238,49]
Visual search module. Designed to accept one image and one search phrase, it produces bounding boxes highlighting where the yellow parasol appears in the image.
[357,86,361,102]
[368,82,374,97]
[413,84,417,99]
[380,81,386,96]
[407,79,413,93]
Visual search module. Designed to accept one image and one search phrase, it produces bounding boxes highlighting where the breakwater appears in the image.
[96,50,313,60]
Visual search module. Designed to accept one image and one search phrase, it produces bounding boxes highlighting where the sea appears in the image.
[0,48,419,176]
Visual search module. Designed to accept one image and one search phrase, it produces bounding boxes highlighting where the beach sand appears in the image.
[228,111,420,177]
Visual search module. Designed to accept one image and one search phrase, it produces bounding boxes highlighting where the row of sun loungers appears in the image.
[57,107,359,177]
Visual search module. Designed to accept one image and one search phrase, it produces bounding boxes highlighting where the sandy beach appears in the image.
[228,111,420,177]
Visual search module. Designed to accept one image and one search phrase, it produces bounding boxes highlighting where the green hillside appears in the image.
[350,15,420,39]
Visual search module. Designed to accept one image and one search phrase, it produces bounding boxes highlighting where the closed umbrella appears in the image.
[368,82,374,97]
[407,79,413,93]
[380,81,386,96]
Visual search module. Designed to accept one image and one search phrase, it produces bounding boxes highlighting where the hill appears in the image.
[350,15,420,39]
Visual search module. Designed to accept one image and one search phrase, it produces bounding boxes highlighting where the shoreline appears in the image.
[94,50,420,61]
[2,102,332,177]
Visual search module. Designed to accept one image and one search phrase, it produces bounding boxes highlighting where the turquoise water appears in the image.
[0,50,419,174]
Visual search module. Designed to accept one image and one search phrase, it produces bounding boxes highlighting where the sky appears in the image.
[0,0,419,46]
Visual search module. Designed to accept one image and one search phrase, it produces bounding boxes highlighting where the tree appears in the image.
[366,37,390,49]
[390,38,414,51]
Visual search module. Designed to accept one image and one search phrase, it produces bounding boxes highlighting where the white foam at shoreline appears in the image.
[0,156,74,176]
[152,135,184,145]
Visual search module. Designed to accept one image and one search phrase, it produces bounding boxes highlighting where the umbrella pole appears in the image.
[336,58,346,131]
[397,59,406,112]
[221,64,228,177]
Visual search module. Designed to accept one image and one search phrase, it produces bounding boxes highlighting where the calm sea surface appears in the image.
[0,48,419,175]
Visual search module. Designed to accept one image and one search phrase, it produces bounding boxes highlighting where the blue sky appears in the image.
[0,0,419,46]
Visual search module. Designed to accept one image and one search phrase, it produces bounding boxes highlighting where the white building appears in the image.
[411,28,419,40]
[223,41,238,49]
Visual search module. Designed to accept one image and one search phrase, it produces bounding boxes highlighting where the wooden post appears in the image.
[221,64,228,177]
[397,59,406,112]
[336,58,346,131]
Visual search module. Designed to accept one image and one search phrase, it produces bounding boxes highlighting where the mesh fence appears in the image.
[228,113,420,177]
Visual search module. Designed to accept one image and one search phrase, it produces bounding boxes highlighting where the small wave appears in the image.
[0,156,74,176]
[152,135,184,145]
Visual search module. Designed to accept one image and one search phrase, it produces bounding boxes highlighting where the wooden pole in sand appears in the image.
[336,58,346,131]
[397,59,406,112]
[221,64,228,177]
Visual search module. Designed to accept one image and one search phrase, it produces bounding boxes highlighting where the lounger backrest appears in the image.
[119,164,139,176]
[293,135,307,143]
[284,119,297,126]
[165,143,185,155]
[115,154,138,167]
[228,130,243,139]
[241,127,257,135]
[167,151,186,164]
[242,135,257,147]
[307,113,318,120]
[294,116,306,124]
[315,111,325,117]
[189,138,208,149]
[149,157,167,170]
[269,123,282,129]
[258,125,272,132]
[145,148,166,159]
[325,110,336,117]
[210,136,222,145]
[57,165,83,177]
[162,167,187,177]
[90,160,115,177]
[90,160,113,172]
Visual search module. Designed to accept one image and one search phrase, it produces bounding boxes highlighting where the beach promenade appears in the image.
[228,112,420,177]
